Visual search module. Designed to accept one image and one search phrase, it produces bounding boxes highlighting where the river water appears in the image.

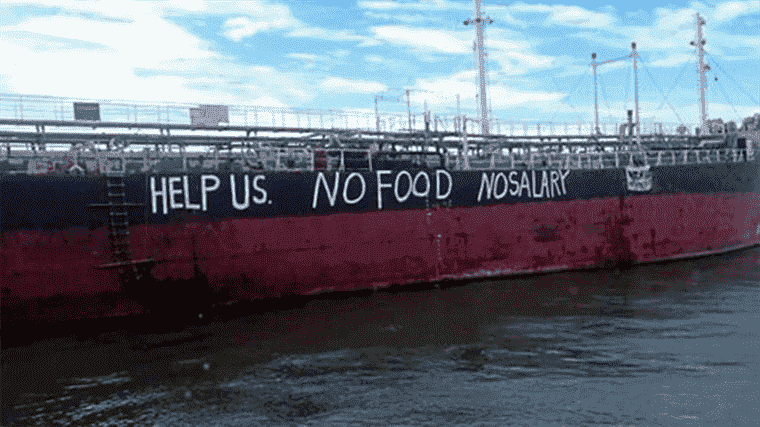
[3,248,760,426]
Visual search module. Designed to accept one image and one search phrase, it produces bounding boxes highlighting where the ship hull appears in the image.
[3,163,760,326]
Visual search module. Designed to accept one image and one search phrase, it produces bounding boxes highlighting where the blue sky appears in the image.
[1,0,758,126]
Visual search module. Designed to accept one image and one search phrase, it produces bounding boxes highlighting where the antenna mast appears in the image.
[592,53,599,135]
[464,0,492,135]
[633,41,640,147]
[692,13,709,131]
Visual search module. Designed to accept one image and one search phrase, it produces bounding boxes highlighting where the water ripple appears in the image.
[4,248,760,426]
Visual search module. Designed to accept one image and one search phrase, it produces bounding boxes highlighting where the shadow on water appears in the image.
[3,247,760,425]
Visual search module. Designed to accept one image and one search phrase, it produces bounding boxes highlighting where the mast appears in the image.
[375,96,380,132]
[406,89,412,132]
[464,0,492,135]
[633,41,640,146]
[692,13,708,131]
[592,53,599,135]
[475,0,488,136]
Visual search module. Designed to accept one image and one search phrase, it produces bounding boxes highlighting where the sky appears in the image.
[1,0,759,127]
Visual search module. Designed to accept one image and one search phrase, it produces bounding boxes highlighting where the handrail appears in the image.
[2,146,752,176]
[2,93,692,137]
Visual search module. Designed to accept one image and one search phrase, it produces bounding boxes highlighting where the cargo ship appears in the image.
[2,9,759,329]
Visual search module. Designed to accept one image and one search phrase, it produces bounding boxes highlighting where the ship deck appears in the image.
[0,115,758,176]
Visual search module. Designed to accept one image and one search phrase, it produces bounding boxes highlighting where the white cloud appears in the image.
[251,95,287,108]
[288,53,318,61]
[595,59,632,74]
[485,6,529,29]
[0,2,324,107]
[358,1,468,11]
[714,1,760,23]
[2,0,757,120]
[207,1,377,45]
[223,12,299,41]
[3,0,144,20]
[547,6,615,27]
[6,12,214,64]
[652,7,696,35]
[321,77,387,94]
[573,25,688,52]
[648,53,694,68]
[1,30,115,53]
[510,3,615,28]
[287,27,375,44]
[359,38,383,47]
[714,33,760,48]
[406,70,564,112]
[625,9,649,20]
[371,26,470,53]
[487,86,565,108]
[0,4,222,101]
[416,70,477,97]
[362,1,527,28]
[0,1,387,107]
[364,12,436,23]
[509,3,552,13]
[149,60,324,103]
[571,3,760,66]
[363,55,408,71]
[490,50,556,75]
[486,36,531,52]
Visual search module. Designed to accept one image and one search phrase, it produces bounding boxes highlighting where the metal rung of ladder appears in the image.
[109,211,128,217]
[108,192,126,197]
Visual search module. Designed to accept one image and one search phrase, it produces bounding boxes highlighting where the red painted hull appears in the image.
[3,191,760,325]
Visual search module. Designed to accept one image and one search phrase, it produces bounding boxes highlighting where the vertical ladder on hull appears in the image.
[90,159,156,313]
[105,168,130,264]
[92,160,152,275]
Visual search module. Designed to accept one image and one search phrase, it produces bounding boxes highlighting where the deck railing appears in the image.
[1,93,691,137]
[2,145,752,176]
[455,148,753,171]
